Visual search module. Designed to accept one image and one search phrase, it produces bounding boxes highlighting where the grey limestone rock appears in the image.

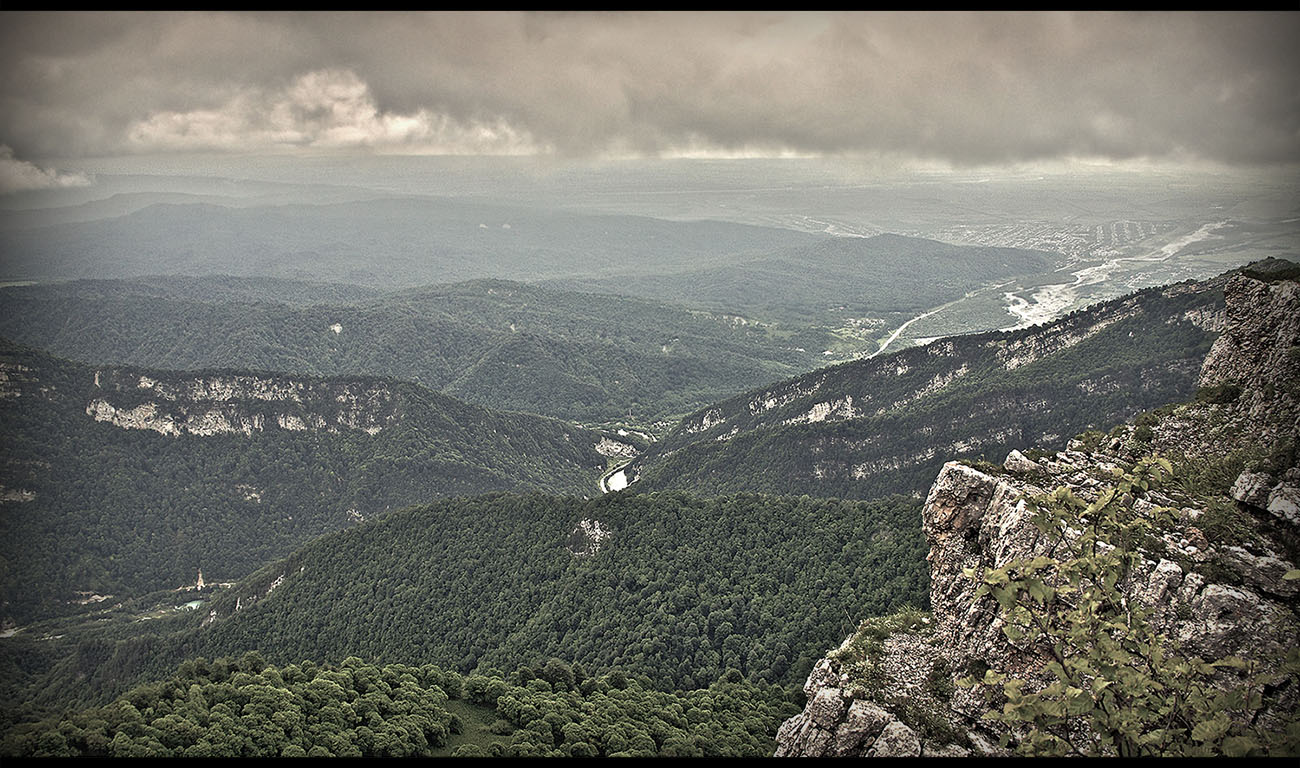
[1267,482,1300,527]
[808,687,848,729]
[830,701,893,757]
[867,720,921,758]
[1232,470,1274,508]
[1003,449,1041,475]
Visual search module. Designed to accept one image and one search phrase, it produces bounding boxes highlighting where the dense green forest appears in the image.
[1,655,798,757]
[0,339,621,623]
[191,492,926,690]
[629,280,1224,498]
[0,492,926,725]
[0,277,823,423]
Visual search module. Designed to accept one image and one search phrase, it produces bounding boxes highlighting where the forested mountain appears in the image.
[0,340,629,624]
[549,233,1060,323]
[0,232,1066,427]
[0,196,818,287]
[626,275,1230,498]
[190,492,924,690]
[0,277,821,423]
[0,491,926,721]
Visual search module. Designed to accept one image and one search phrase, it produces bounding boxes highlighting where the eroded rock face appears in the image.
[772,611,1000,757]
[775,272,1300,757]
[1200,278,1300,391]
[772,657,938,758]
[1197,275,1300,444]
[86,370,401,437]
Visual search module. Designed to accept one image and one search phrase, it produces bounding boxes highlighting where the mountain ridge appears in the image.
[0,338,628,624]
[626,272,1230,499]
[0,276,820,423]
[0,195,821,287]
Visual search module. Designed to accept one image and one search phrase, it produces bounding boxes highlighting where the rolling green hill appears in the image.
[188,491,927,691]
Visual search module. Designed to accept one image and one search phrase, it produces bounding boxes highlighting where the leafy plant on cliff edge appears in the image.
[959,456,1300,757]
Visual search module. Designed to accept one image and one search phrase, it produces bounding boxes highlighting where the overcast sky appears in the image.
[1,11,1297,187]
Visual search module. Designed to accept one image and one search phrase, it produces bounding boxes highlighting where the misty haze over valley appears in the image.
[0,12,1297,759]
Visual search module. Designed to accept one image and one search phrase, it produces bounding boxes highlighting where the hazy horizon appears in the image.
[1,12,1297,351]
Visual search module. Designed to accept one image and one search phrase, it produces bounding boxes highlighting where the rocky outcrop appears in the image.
[683,408,725,434]
[566,518,613,557]
[1234,468,1300,529]
[779,449,1299,755]
[783,395,858,426]
[1158,271,1300,531]
[594,437,638,459]
[1197,275,1300,444]
[0,485,36,503]
[993,308,1135,371]
[774,613,983,757]
[776,271,1300,757]
[0,361,35,399]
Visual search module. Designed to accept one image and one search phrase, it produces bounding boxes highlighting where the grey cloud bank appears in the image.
[0,145,90,194]
[1,11,1297,166]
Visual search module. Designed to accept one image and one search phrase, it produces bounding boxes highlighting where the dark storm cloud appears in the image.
[1,11,1296,164]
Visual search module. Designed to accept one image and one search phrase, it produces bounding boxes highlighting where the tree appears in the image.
[961,456,1300,757]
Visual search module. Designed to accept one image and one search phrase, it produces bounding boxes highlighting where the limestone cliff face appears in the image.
[86,369,402,437]
[774,272,1300,757]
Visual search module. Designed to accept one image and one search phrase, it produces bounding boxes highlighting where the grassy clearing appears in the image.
[429,698,510,757]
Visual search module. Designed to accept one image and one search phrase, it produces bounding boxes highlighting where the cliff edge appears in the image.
[775,270,1300,757]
